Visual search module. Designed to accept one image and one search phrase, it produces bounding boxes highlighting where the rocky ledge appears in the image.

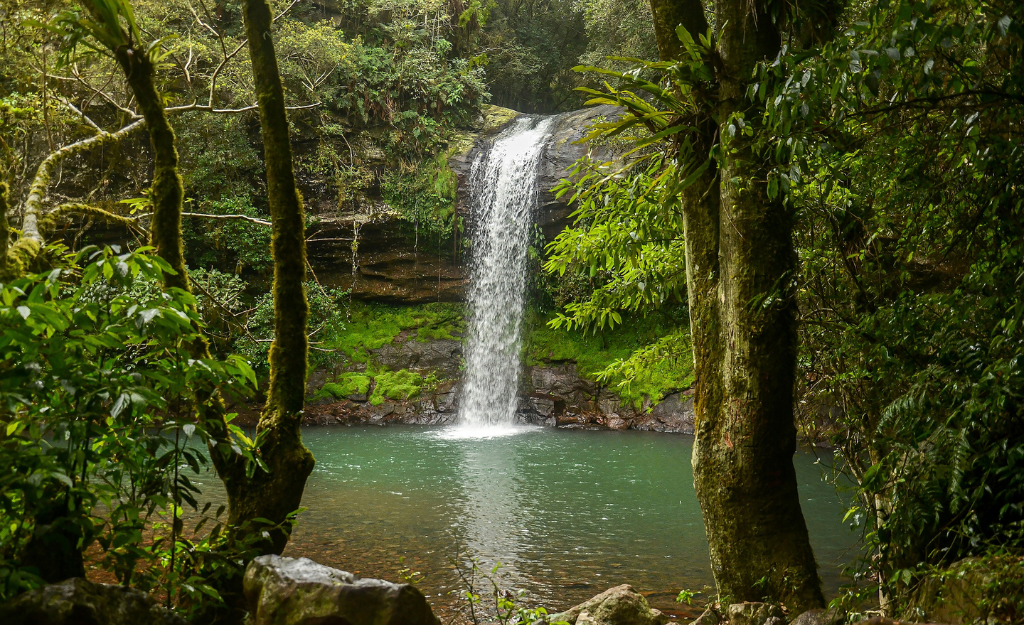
[300,334,694,433]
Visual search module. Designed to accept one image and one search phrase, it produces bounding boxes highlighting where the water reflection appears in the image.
[210,427,858,617]
[452,436,531,590]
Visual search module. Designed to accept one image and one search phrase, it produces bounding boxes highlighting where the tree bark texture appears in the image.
[650,0,825,611]
[648,0,709,60]
[233,0,315,555]
[113,49,189,293]
[0,182,9,272]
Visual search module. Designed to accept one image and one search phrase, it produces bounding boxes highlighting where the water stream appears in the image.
[457,117,554,430]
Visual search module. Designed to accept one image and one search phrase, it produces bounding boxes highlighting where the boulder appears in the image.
[726,602,784,625]
[646,392,695,434]
[373,338,463,378]
[691,608,721,625]
[906,556,1022,624]
[547,584,668,625]
[243,554,441,625]
[790,607,845,625]
[0,577,185,625]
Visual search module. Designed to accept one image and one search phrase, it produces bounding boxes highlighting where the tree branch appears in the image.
[22,119,146,246]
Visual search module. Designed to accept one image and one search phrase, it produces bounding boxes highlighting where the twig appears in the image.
[165,101,322,114]
[134,211,272,226]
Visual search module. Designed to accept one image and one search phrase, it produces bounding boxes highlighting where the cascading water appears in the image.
[455,116,554,431]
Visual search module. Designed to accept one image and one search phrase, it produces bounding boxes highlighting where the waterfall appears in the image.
[456,116,554,430]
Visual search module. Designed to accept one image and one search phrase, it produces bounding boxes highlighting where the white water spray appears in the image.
[455,116,554,432]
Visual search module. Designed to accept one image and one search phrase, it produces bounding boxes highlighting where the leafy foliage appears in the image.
[0,246,259,609]
[556,0,1024,615]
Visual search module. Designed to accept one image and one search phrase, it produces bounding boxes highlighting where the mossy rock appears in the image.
[479,104,520,134]
[369,369,423,405]
[243,555,440,625]
[0,578,185,625]
[315,373,373,401]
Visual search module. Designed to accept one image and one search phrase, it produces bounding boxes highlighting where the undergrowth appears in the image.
[522,307,694,408]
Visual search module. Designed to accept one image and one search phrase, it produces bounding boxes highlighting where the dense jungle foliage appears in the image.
[0,0,1022,622]
[548,0,1024,617]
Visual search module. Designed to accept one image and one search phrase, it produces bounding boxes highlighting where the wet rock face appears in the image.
[0,578,185,625]
[302,348,694,432]
[520,363,695,434]
[244,554,441,625]
[299,330,693,430]
[450,104,623,241]
[305,214,467,304]
[374,338,463,379]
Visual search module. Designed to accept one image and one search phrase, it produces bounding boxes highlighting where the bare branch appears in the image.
[135,211,272,226]
[71,65,142,119]
[274,0,304,23]
[58,98,104,133]
[165,101,321,114]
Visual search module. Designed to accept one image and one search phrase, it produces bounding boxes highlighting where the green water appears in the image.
[241,426,858,617]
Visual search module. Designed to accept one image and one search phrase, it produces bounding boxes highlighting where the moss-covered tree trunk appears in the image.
[112,48,188,293]
[0,182,8,272]
[231,0,315,555]
[648,0,709,61]
[648,0,825,611]
[108,36,245,484]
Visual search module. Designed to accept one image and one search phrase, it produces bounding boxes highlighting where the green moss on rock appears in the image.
[315,373,372,400]
[323,301,464,363]
[369,369,423,405]
[523,309,694,408]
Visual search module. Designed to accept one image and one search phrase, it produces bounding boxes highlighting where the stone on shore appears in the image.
[726,602,784,625]
[790,607,845,625]
[0,577,185,625]
[692,607,721,625]
[547,584,668,625]
[243,554,441,625]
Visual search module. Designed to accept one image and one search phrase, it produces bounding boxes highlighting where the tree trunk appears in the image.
[690,0,825,611]
[113,49,188,293]
[649,0,825,611]
[0,181,8,272]
[231,0,315,555]
[648,0,708,60]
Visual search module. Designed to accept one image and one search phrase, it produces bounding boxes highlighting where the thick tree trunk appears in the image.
[689,0,825,611]
[232,0,315,555]
[649,0,825,611]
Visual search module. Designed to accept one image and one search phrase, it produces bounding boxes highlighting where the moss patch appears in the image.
[523,308,694,408]
[480,105,520,134]
[314,373,372,400]
[369,369,423,405]
[322,301,464,364]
